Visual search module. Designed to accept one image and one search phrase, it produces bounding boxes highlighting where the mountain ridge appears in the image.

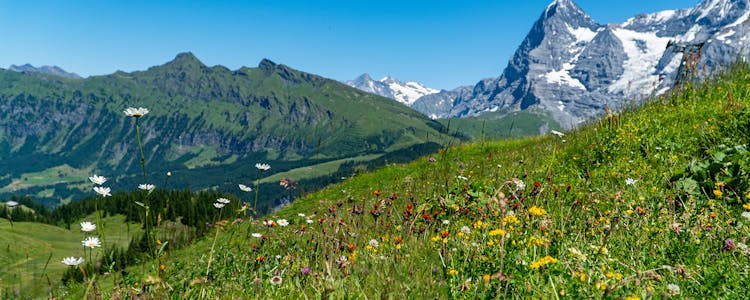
[8,63,82,79]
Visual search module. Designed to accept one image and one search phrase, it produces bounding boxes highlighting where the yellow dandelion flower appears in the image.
[615,273,623,281]
[396,244,402,250]
[625,296,639,300]
[528,206,547,216]
[487,240,495,247]
[529,255,558,269]
[527,236,546,247]
[483,274,490,282]
[605,271,614,279]
[503,215,519,226]
[473,220,483,228]
[713,190,723,198]
[432,235,442,242]
[743,202,750,210]
[595,281,607,290]
[447,269,459,276]
[489,229,506,236]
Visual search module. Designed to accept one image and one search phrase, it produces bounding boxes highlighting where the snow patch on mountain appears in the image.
[726,9,750,28]
[544,64,587,90]
[381,77,440,105]
[716,29,736,42]
[567,24,598,42]
[608,28,672,96]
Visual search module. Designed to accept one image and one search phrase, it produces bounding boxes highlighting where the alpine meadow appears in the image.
[3,0,750,298]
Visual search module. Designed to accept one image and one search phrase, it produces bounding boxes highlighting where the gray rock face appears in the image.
[410,85,474,119]
[8,63,82,79]
[438,0,750,128]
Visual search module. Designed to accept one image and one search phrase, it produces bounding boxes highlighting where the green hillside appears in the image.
[34,63,750,298]
[439,108,561,140]
[0,215,140,296]
[0,53,454,207]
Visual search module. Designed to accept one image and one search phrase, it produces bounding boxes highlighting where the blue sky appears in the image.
[0,0,699,89]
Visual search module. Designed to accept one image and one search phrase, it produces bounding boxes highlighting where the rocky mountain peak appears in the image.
[150,52,208,79]
[354,73,373,82]
[258,58,278,71]
[166,52,204,68]
[541,0,598,30]
[8,64,82,79]
[689,0,749,30]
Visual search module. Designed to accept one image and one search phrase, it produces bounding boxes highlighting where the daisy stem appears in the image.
[254,172,261,217]
[95,200,104,244]
[205,209,223,279]
[135,117,148,184]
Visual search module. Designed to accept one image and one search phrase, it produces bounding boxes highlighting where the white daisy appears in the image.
[61,256,84,266]
[238,184,253,192]
[88,175,107,185]
[124,107,149,117]
[255,163,271,171]
[80,221,96,232]
[138,184,155,191]
[93,186,111,197]
[82,237,101,249]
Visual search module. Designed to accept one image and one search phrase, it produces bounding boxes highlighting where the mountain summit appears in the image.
[8,64,82,79]
[345,74,439,106]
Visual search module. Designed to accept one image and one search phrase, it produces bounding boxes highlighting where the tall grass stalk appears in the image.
[135,116,148,184]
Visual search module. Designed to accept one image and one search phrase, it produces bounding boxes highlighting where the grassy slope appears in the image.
[43,65,750,298]
[0,215,141,298]
[258,154,382,184]
[439,108,561,140]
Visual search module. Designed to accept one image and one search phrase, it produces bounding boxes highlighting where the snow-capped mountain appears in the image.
[438,0,750,128]
[345,73,439,106]
[8,63,82,79]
